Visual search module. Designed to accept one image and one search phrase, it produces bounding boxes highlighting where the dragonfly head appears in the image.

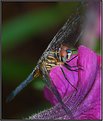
[59,44,72,63]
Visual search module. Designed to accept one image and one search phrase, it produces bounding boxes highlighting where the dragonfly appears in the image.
[6,2,85,119]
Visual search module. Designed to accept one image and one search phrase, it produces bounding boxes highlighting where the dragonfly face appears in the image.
[59,44,72,63]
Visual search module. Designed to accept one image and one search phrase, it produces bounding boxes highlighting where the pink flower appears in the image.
[43,45,101,120]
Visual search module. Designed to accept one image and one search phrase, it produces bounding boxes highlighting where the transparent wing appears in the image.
[38,2,85,64]
[42,64,74,119]
[48,3,85,49]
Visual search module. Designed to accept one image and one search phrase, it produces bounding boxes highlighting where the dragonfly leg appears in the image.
[68,65,83,69]
[64,63,78,72]
[67,65,78,68]
[64,62,83,72]
[66,55,78,63]
[60,67,77,91]
[66,54,84,71]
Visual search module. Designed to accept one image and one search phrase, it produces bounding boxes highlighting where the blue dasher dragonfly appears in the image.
[6,2,85,119]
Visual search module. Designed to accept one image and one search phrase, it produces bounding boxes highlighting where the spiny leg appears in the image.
[64,54,79,71]
[66,55,78,63]
[67,65,78,68]
[64,51,83,71]
[64,63,79,72]
[64,63,83,71]
[60,67,77,91]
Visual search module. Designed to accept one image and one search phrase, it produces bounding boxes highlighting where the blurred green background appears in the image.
[2,1,100,119]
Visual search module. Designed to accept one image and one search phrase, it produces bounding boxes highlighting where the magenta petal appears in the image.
[97,55,101,67]
[70,45,101,119]
[77,45,98,86]
[44,54,78,105]
[43,45,101,119]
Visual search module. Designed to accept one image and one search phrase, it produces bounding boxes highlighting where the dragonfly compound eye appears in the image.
[66,49,72,60]
[66,49,72,53]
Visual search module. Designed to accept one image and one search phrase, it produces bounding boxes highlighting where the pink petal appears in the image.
[44,54,78,105]
[43,45,101,119]
[70,45,101,119]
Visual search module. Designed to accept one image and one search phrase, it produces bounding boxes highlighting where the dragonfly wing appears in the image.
[42,64,74,119]
[46,3,85,51]
[37,2,85,65]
